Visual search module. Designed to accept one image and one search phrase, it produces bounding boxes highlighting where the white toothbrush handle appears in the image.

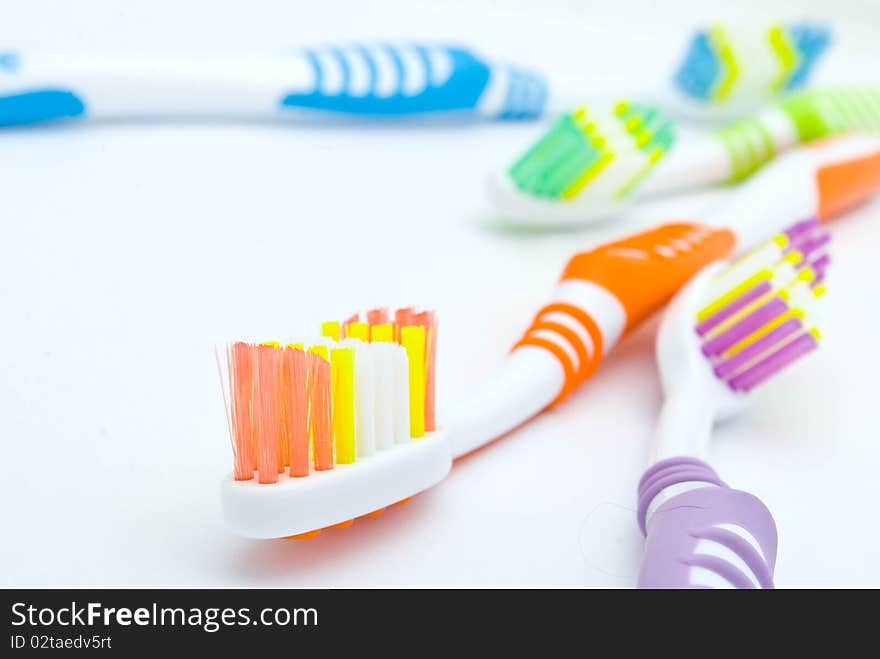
[708,133,880,247]
[449,223,736,459]
[0,52,315,120]
[0,46,549,125]
[449,280,626,459]
[639,105,804,197]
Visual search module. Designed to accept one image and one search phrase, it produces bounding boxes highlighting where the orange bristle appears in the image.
[224,342,256,480]
[309,353,334,471]
[395,307,414,326]
[283,347,310,478]
[254,345,283,484]
[367,307,390,326]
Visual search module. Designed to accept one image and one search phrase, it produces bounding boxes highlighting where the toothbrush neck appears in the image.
[652,380,715,464]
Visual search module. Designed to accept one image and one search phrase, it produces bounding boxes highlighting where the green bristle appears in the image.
[507,102,674,201]
[508,111,607,199]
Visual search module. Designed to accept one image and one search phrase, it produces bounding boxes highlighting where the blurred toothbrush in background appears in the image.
[488,86,880,226]
[0,22,829,127]
[664,22,831,121]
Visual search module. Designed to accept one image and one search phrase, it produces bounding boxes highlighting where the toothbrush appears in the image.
[487,86,880,226]
[219,135,880,540]
[0,44,548,126]
[637,218,829,588]
[0,23,828,128]
[664,22,831,121]
[220,229,736,539]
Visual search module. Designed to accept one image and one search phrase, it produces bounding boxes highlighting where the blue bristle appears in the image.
[786,24,832,90]
[672,32,719,101]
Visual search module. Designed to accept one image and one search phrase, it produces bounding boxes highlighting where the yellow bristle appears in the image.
[797,267,816,283]
[625,116,641,132]
[562,151,614,200]
[321,321,341,342]
[783,250,803,265]
[286,342,303,350]
[400,325,425,439]
[613,101,629,116]
[347,321,369,341]
[813,284,827,298]
[330,347,356,465]
[696,269,772,322]
[371,323,395,342]
[262,341,281,348]
[309,344,329,361]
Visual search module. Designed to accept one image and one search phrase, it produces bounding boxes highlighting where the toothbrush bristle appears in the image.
[218,307,437,482]
[507,100,674,202]
[222,342,256,480]
[255,345,284,483]
[673,22,831,104]
[695,219,828,392]
[309,352,333,471]
[282,347,310,477]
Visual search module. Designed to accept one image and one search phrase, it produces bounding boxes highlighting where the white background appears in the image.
[2,0,879,587]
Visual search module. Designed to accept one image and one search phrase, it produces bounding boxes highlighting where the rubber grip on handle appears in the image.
[637,457,778,589]
[816,148,880,220]
[514,223,736,406]
[561,223,736,331]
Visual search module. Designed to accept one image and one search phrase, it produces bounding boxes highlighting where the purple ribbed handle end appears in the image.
[637,458,778,589]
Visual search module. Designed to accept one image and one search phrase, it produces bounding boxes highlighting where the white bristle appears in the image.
[371,343,395,451]
[392,344,411,444]
[352,343,376,457]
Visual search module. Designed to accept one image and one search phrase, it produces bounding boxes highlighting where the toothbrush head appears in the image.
[486,100,675,225]
[218,308,450,539]
[659,219,829,416]
[671,22,831,120]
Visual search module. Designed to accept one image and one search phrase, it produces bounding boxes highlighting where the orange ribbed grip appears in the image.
[561,223,736,330]
[816,150,880,221]
[515,222,736,406]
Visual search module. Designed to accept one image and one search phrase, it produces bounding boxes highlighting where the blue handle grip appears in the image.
[0,53,86,126]
[280,44,547,119]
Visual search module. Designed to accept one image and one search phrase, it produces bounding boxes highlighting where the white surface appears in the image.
[2,0,880,587]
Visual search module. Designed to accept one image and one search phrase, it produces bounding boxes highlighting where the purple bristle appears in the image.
[701,297,789,357]
[793,232,831,261]
[784,218,818,241]
[695,218,827,393]
[695,281,771,337]
[712,317,803,379]
[726,331,819,392]
[809,253,830,284]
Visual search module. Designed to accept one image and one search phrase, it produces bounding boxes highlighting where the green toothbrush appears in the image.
[487,86,880,226]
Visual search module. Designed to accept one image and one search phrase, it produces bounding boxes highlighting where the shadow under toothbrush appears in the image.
[0,112,546,134]
[220,490,439,583]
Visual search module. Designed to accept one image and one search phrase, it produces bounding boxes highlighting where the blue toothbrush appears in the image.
[0,44,548,126]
